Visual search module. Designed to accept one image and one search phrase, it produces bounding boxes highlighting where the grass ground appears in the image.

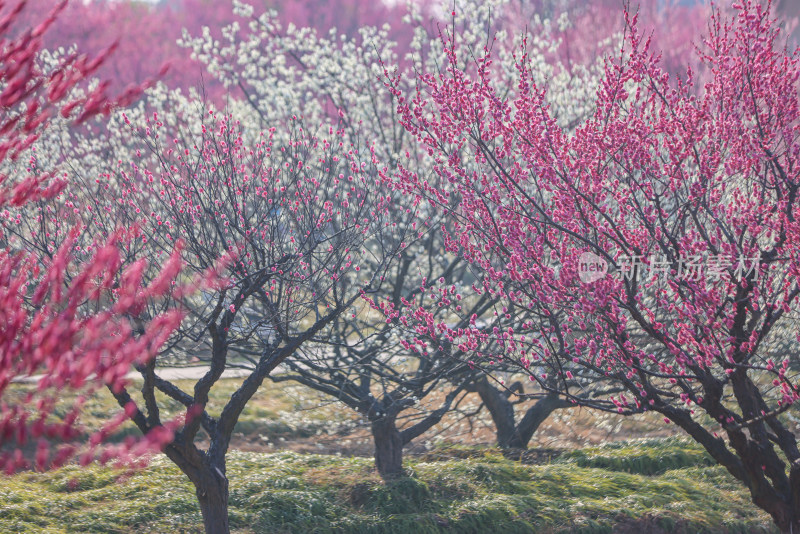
[6,374,679,458]
[1,377,783,533]
[0,438,776,533]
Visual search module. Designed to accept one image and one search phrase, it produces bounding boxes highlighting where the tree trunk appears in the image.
[506,393,569,449]
[471,378,567,449]
[761,499,800,534]
[192,464,230,534]
[371,416,404,480]
[660,404,800,534]
[471,377,517,448]
[779,513,800,534]
[748,472,800,534]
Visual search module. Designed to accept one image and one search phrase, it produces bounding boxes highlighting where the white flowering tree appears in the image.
[177,0,610,467]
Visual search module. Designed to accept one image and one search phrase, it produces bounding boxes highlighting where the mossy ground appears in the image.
[0,438,775,533]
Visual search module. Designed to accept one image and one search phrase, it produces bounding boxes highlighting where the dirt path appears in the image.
[127,366,252,381]
[12,365,252,384]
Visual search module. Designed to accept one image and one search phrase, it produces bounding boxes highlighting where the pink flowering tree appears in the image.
[389,2,800,531]
[10,0,235,99]
[0,0,190,472]
[506,0,711,75]
[20,97,408,532]
[16,0,416,102]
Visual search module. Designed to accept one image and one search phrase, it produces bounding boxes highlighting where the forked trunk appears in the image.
[506,394,568,449]
[471,377,566,449]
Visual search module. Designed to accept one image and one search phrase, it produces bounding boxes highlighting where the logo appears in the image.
[578,252,608,283]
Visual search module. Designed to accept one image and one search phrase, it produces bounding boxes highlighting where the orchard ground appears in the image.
[0,377,779,533]
[5,374,679,458]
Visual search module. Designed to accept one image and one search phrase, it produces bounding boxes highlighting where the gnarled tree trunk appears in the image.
[471,377,568,449]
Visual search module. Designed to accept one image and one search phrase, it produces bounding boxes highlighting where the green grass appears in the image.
[6,376,358,446]
[0,439,776,534]
[558,436,715,475]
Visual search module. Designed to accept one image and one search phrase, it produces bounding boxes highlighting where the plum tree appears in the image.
[390,2,800,531]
